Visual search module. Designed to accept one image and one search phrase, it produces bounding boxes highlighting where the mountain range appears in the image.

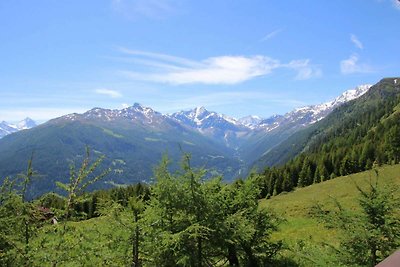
[0,82,374,197]
[0,118,37,138]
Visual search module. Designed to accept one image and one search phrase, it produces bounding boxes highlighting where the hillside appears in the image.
[253,78,400,198]
[256,78,399,168]
[240,84,371,165]
[0,105,243,198]
[261,164,400,265]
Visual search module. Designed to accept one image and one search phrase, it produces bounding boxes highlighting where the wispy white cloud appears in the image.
[350,34,363,50]
[340,54,373,74]
[286,59,322,80]
[260,29,283,42]
[95,88,122,98]
[117,47,201,68]
[117,48,321,84]
[111,0,179,19]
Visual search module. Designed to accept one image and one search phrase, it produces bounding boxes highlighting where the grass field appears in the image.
[260,164,400,263]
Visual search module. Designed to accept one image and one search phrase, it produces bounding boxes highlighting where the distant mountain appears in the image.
[0,104,242,198]
[259,84,371,131]
[238,115,263,129]
[169,107,252,148]
[238,84,371,164]
[0,118,37,138]
[0,83,374,198]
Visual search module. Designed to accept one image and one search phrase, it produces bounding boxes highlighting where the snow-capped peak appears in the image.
[238,115,263,129]
[330,84,371,106]
[16,117,37,130]
[193,106,207,118]
[79,103,160,122]
[169,107,244,130]
[0,118,38,138]
[128,103,156,116]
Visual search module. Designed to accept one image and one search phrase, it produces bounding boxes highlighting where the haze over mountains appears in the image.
[0,83,373,197]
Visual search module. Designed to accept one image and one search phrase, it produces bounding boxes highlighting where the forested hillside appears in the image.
[254,78,400,197]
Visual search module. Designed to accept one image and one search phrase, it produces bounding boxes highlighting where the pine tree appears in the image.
[386,125,400,164]
[298,159,313,187]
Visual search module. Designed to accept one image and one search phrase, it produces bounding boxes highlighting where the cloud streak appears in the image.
[117,48,321,85]
[95,88,122,98]
[260,29,283,42]
[340,54,373,74]
[286,59,322,80]
[350,34,363,49]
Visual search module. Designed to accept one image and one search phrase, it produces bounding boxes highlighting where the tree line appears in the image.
[254,91,400,199]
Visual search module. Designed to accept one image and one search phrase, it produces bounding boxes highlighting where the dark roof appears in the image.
[376,250,400,267]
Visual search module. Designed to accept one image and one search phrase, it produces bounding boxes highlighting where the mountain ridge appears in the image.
[0,82,376,197]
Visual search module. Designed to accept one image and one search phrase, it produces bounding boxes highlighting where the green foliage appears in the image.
[56,146,110,219]
[140,154,282,266]
[0,157,43,266]
[0,148,111,266]
[311,170,400,266]
[256,78,400,198]
[1,153,283,266]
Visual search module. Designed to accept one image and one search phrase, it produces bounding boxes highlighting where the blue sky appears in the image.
[1,0,399,122]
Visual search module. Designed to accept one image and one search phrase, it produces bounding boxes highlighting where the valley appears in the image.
[1,1,400,265]
[0,83,374,198]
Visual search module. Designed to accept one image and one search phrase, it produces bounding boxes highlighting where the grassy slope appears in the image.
[28,165,400,266]
[261,164,400,246]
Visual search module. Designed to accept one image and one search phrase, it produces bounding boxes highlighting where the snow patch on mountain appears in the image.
[238,115,263,129]
[169,106,244,130]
